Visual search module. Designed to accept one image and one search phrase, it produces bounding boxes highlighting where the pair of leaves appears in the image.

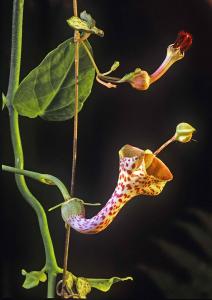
[13,38,95,121]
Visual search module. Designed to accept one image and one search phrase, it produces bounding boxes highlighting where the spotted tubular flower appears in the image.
[61,123,195,234]
[61,144,173,234]
[149,30,192,85]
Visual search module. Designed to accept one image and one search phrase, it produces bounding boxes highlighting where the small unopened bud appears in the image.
[117,68,150,91]
[129,69,150,91]
[61,198,85,223]
[175,122,196,143]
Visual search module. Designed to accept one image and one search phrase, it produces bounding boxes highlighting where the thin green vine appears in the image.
[81,40,100,74]
[6,0,60,297]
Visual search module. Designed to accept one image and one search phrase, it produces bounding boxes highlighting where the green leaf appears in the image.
[13,38,95,121]
[39,272,47,282]
[67,16,104,37]
[86,276,133,292]
[21,269,47,289]
[67,16,92,32]
[63,272,132,298]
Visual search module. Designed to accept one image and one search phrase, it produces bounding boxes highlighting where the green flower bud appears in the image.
[175,122,196,143]
[61,198,85,223]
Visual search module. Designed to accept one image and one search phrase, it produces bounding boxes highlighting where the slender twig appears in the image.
[6,1,59,297]
[61,0,80,297]
[71,33,79,201]
[154,135,176,156]
[81,41,121,83]
[73,0,78,17]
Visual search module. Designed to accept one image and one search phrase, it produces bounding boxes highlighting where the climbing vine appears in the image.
[2,0,196,298]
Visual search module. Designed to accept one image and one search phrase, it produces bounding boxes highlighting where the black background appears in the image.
[1,0,212,298]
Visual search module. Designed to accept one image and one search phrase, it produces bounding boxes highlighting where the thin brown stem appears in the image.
[61,0,79,297]
[73,0,78,17]
[71,36,79,196]
[154,135,176,156]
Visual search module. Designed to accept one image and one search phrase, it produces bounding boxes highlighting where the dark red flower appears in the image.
[173,31,192,53]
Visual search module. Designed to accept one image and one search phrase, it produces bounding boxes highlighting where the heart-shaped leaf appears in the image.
[13,38,95,121]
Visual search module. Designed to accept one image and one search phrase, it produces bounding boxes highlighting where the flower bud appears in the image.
[61,198,85,223]
[129,69,150,91]
[175,122,196,143]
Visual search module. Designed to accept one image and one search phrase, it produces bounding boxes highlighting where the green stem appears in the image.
[81,40,100,74]
[47,272,57,298]
[9,108,59,298]
[98,74,122,83]
[7,0,24,101]
[81,41,122,83]
[6,0,59,297]
[2,165,71,200]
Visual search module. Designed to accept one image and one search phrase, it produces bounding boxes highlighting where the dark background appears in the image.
[1,0,212,298]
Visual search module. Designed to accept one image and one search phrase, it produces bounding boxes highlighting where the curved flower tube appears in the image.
[61,144,173,234]
[129,31,192,90]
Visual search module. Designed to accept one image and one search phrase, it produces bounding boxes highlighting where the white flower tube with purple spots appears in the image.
[61,144,173,234]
